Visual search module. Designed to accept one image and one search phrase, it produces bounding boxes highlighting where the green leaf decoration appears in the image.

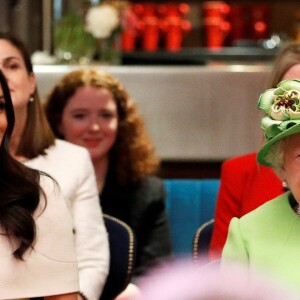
[273,87,285,95]
[258,79,300,142]
[277,79,300,92]
[257,89,275,112]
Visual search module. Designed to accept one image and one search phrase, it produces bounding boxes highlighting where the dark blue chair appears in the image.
[100,214,136,300]
[164,179,220,256]
[193,218,215,262]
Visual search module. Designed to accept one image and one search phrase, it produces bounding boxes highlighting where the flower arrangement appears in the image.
[84,2,123,64]
[85,3,120,39]
[54,11,97,64]
[54,1,126,64]
[259,80,300,121]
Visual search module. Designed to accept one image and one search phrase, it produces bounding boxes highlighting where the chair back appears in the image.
[164,179,220,256]
[193,218,214,262]
[100,214,136,300]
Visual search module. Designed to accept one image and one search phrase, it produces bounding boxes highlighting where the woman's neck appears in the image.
[93,155,109,193]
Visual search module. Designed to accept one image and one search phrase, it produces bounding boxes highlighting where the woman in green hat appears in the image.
[210,42,300,261]
[221,79,300,293]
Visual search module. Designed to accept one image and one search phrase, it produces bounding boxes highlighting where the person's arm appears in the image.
[221,217,248,267]
[134,178,172,277]
[32,176,79,298]
[209,159,245,260]
[71,151,110,300]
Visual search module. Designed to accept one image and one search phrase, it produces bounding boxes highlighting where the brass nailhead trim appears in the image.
[103,214,135,282]
[192,218,214,261]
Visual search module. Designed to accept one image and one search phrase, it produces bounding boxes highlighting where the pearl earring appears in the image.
[29,96,34,102]
[282,180,288,189]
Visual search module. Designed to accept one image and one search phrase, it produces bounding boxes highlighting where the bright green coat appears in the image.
[222,192,300,293]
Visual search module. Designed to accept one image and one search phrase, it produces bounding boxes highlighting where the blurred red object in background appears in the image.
[249,4,270,40]
[202,1,231,49]
[159,3,192,52]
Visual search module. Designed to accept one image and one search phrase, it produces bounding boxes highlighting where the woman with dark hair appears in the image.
[0,33,109,300]
[45,68,172,299]
[0,69,79,299]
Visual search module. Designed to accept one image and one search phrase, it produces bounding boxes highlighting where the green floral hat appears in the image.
[257,79,300,166]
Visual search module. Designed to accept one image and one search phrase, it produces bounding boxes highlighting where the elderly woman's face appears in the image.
[281,133,300,202]
[0,85,7,144]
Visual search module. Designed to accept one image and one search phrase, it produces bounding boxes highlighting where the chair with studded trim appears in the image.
[164,179,220,256]
[100,214,136,300]
[192,218,215,263]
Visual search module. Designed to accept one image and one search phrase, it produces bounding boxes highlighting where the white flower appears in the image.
[85,4,120,39]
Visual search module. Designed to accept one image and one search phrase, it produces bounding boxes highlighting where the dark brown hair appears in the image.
[0,32,55,159]
[0,69,45,260]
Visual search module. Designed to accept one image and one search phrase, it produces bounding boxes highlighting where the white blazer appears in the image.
[0,175,79,299]
[26,139,109,300]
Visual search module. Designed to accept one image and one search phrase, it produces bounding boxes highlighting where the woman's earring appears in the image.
[29,96,34,102]
[282,180,289,189]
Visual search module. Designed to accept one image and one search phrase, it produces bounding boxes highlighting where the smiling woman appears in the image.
[45,68,172,299]
[221,79,300,294]
[59,85,118,178]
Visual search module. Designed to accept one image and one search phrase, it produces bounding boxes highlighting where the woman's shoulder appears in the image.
[139,176,165,194]
[141,175,164,186]
[26,140,95,197]
[31,139,92,170]
[221,152,277,184]
[104,175,165,203]
[239,192,292,225]
[222,152,258,171]
[48,139,90,159]
[131,176,166,210]
[228,192,298,254]
[112,176,165,207]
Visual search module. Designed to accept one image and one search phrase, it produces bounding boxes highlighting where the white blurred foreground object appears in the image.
[135,259,297,300]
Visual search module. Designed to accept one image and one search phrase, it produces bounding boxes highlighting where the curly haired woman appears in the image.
[45,69,172,299]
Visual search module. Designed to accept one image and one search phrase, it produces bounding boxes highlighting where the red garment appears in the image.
[209,152,284,260]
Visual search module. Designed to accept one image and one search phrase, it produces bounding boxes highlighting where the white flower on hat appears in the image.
[258,79,300,141]
[85,4,120,39]
[270,90,300,121]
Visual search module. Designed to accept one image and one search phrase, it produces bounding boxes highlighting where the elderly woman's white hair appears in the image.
[264,138,286,176]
